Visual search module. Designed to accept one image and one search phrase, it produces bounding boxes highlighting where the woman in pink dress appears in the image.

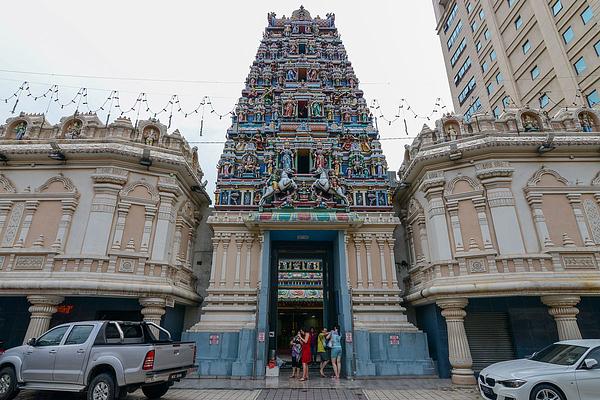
[300,327,311,381]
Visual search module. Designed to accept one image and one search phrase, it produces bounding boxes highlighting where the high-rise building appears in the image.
[432,0,600,119]
[183,7,434,378]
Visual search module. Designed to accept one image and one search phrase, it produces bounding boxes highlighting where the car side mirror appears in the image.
[583,359,598,370]
[526,352,536,359]
[26,338,37,346]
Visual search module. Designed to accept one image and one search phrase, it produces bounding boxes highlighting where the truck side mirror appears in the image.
[583,359,598,370]
[26,338,37,346]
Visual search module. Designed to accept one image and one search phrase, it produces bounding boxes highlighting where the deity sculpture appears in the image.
[143,127,158,146]
[313,144,328,171]
[66,119,83,138]
[280,143,295,171]
[523,115,540,132]
[286,69,297,81]
[283,100,296,117]
[445,124,458,140]
[310,101,323,118]
[580,113,594,132]
[342,111,352,123]
[308,69,318,81]
[14,121,27,140]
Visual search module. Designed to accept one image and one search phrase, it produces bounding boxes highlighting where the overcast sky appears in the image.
[0,0,452,195]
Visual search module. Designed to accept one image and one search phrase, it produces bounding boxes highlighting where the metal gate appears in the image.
[464,312,516,372]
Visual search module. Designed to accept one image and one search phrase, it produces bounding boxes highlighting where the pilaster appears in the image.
[567,194,594,246]
[17,201,40,246]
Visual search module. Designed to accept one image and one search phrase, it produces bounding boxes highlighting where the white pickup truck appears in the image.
[0,320,196,400]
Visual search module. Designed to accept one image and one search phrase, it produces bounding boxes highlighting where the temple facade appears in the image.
[0,112,211,347]
[395,107,600,383]
[183,7,434,378]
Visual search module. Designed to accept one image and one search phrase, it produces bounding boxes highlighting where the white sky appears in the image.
[0,0,452,196]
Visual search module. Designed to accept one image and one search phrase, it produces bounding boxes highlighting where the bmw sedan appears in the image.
[479,340,600,400]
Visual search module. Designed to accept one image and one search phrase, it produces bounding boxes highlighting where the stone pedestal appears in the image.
[23,295,64,344]
[437,298,476,385]
[541,295,583,340]
[140,297,166,338]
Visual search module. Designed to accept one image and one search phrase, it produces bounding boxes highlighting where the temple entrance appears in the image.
[269,240,336,362]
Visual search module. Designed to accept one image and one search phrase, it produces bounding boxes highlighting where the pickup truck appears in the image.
[0,321,196,400]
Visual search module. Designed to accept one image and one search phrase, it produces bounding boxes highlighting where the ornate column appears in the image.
[446,202,464,252]
[54,199,77,250]
[416,216,431,261]
[437,298,476,385]
[473,198,494,250]
[244,234,254,288]
[152,178,180,262]
[140,205,157,253]
[234,233,244,287]
[111,203,131,250]
[185,226,195,269]
[172,219,184,263]
[567,194,594,246]
[0,201,13,243]
[405,225,417,265]
[83,167,127,254]
[219,233,231,287]
[376,235,388,287]
[363,233,374,288]
[23,295,64,343]
[140,297,167,338]
[541,295,583,340]
[527,193,553,247]
[353,234,364,288]
[209,234,221,287]
[386,234,398,287]
[16,201,40,246]
[421,172,453,261]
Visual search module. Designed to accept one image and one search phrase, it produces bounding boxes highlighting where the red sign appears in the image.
[209,335,220,345]
[258,332,265,342]
[389,335,400,345]
[56,305,74,314]
[345,332,353,343]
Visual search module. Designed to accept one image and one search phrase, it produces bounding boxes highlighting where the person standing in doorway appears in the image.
[290,330,302,379]
[300,327,312,381]
[327,325,342,379]
[317,328,330,377]
[309,327,317,363]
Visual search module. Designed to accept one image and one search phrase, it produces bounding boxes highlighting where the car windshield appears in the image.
[531,344,588,365]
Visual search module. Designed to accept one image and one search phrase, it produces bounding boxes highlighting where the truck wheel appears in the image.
[87,373,117,400]
[0,367,18,400]
[141,382,170,399]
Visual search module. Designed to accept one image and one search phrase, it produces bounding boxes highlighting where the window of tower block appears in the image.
[298,68,307,82]
[297,149,310,174]
[298,100,308,118]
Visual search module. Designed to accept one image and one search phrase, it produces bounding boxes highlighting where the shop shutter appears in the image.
[464,312,516,372]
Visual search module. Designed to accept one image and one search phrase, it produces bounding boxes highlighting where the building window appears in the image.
[487,82,495,94]
[450,38,467,66]
[464,98,482,121]
[552,0,562,16]
[522,40,531,54]
[471,21,479,32]
[443,3,459,33]
[595,40,600,56]
[482,61,489,72]
[454,57,472,86]
[574,57,587,74]
[490,50,497,61]
[515,16,523,30]
[484,29,491,40]
[539,93,550,108]
[587,90,600,107]
[502,96,511,108]
[531,66,540,80]
[447,20,463,49]
[467,2,473,14]
[581,6,593,24]
[496,72,504,84]
[479,9,485,20]
[458,77,477,105]
[476,41,482,52]
[493,106,501,118]
[508,0,516,7]
[563,27,574,44]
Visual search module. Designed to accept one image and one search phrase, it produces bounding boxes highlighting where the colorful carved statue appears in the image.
[580,113,594,132]
[66,119,83,138]
[308,69,318,81]
[143,127,158,146]
[310,101,323,117]
[283,100,296,117]
[14,121,27,140]
[523,115,540,132]
[280,143,295,171]
[286,69,297,81]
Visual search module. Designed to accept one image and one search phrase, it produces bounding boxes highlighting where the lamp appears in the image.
[537,133,556,154]
[49,143,66,162]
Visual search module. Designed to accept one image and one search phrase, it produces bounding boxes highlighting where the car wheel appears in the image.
[0,367,18,400]
[530,384,565,400]
[87,373,117,400]
[141,382,170,399]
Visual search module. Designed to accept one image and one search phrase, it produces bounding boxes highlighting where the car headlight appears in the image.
[498,379,527,388]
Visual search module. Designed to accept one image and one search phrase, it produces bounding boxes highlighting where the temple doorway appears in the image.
[269,240,337,361]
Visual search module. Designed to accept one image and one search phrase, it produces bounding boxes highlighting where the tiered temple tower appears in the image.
[185,7,434,378]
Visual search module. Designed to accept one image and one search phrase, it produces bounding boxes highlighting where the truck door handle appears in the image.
[49,350,57,354]
[77,349,85,354]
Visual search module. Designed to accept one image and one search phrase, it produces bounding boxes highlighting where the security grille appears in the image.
[464,312,516,372]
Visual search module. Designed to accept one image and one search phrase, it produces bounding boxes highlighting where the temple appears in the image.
[183,6,434,377]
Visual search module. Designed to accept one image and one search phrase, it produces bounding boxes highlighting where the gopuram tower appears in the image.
[184,7,434,378]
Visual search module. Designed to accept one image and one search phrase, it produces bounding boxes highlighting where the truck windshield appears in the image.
[531,344,588,365]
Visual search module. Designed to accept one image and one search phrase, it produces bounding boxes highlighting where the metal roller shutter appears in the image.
[464,312,516,372]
